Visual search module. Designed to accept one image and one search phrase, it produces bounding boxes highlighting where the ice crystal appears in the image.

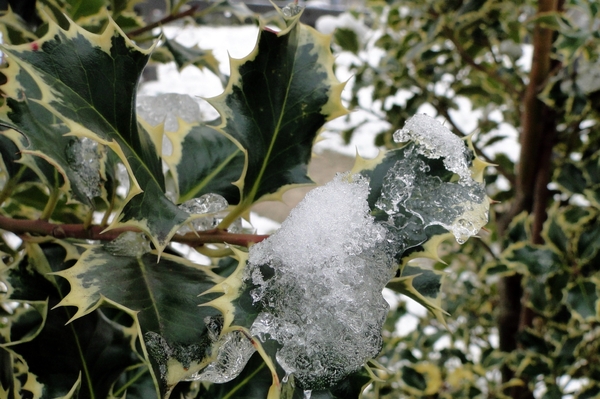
[178,193,230,233]
[246,174,394,389]
[65,137,104,199]
[103,231,151,257]
[385,114,489,244]
[282,3,303,17]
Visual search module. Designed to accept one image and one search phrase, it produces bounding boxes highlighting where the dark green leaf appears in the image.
[164,122,244,204]
[401,366,426,391]
[209,16,347,219]
[334,27,360,54]
[566,281,598,320]
[162,36,222,78]
[55,244,223,394]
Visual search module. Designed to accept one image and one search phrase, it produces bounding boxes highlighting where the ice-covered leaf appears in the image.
[208,10,348,220]
[0,17,188,249]
[53,239,225,396]
[356,114,490,265]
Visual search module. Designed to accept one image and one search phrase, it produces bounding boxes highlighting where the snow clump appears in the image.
[246,174,395,389]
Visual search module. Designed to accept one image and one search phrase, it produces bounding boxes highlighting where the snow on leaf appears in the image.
[207,10,348,222]
[246,174,394,390]
[0,16,188,250]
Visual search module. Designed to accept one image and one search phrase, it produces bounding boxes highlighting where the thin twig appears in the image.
[0,215,269,247]
[126,5,200,39]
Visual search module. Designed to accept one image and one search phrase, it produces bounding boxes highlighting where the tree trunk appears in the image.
[497,0,561,397]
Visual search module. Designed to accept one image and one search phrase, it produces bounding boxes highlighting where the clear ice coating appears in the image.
[103,231,151,257]
[65,137,104,199]
[188,329,256,383]
[178,193,243,233]
[246,174,395,389]
[386,114,489,244]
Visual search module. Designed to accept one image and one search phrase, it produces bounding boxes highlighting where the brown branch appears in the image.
[496,1,561,398]
[126,5,200,39]
[0,215,268,247]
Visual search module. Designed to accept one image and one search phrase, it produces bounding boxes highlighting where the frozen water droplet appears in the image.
[65,137,104,199]
[188,330,256,383]
[282,3,303,17]
[247,174,394,389]
[178,194,230,233]
[104,231,151,257]
[179,194,228,214]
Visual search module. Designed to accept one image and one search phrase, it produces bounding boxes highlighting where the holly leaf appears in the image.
[208,10,348,220]
[0,7,38,45]
[161,37,222,79]
[53,243,226,396]
[387,265,447,325]
[162,120,245,205]
[1,241,139,399]
[0,17,188,250]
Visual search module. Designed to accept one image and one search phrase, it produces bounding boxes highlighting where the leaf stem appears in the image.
[0,166,26,206]
[112,366,149,397]
[40,188,60,221]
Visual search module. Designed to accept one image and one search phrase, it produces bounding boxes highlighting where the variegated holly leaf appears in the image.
[0,241,139,399]
[53,240,230,397]
[386,265,447,325]
[162,121,245,205]
[161,37,222,78]
[0,7,38,45]
[0,17,188,250]
[207,9,348,223]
